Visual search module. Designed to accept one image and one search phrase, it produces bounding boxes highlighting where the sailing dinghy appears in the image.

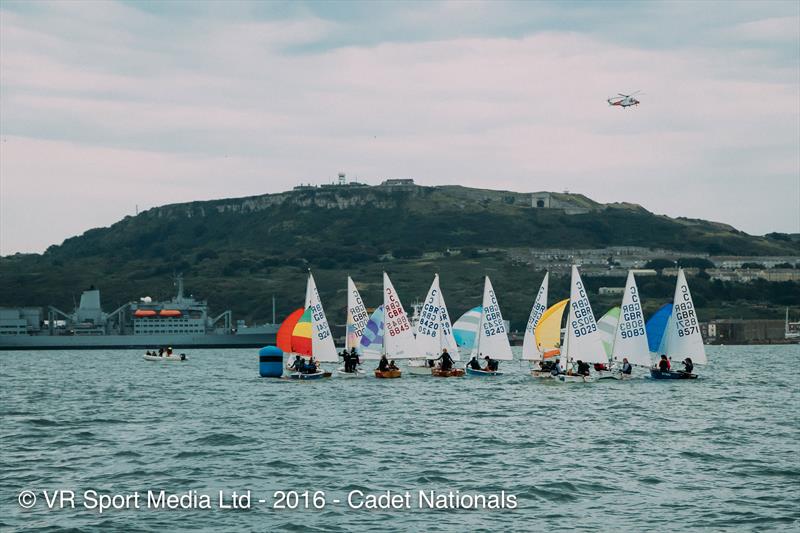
[556,266,607,383]
[531,298,569,378]
[410,274,460,376]
[606,271,652,380]
[649,268,706,379]
[360,273,416,378]
[594,306,620,379]
[338,277,368,378]
[464,276,512,376]
[278,273,337,380]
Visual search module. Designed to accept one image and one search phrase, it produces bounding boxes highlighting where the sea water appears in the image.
[1,345,798,532]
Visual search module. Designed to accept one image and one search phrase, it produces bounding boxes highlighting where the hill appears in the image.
[1,182,798,327]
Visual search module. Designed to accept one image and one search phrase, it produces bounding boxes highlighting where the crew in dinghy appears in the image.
[468,356,481,370]
[483,356,499,372]
[621,358,632,375]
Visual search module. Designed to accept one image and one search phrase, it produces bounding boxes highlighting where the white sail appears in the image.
[383,272,417,359]
[304,272,313,309]
[522,272,549,360]
[661,269,707,365]
[414,275,460,361]
[346,277,369,351]
[437,282,461,360]
[611,271,651,367]
[564,266,606,365]
[307,273,338,363]
[416,275,446,359]
[471,276,513,361]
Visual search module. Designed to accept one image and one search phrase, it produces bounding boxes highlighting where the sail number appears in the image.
[619,302,644,338]
[674,285,698,337]
[482,290,506,336]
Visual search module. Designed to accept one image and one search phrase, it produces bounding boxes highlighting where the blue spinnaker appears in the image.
[646,303,673,353]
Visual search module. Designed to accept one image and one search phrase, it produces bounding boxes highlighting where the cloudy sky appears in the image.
[1,0,798,255]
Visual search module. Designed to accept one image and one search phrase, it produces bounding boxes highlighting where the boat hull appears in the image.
[374,369,402,379]
[555,374,596,383]
[286,370,327,380]
[432,368,465,378]
[650,369,697,380]
[143,354,186,362]
[531,370,553,379]
[465,367,502,376]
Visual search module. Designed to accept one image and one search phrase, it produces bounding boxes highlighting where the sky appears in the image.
[1,0,798,255]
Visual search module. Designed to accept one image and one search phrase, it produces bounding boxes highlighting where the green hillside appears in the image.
[1,183,798,328]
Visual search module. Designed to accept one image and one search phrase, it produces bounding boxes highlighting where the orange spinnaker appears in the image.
[277,308,305,352]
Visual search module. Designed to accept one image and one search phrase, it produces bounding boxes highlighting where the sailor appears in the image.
[340,349,351,372]
[158,347,164,357]
[290,355,304,372]
[468,356,481,370]
[621,357,632,375]
[594,362,608,372]
[167,346,173,356]
[550,358,564,376]
[306,357,318,374]
[180,353,186,361]
[576,360,590,376]
[658,354,671,372]
[378,354,390,372]
[388,360,399,371]
[484,355,498,372]
[351,350,361,371]
[681,357,694,375]
[437,349,454,371]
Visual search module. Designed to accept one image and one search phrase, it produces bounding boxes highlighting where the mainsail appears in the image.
[382,273,417,359]
[416,274,460,360]
[564,266,607,365]
[471,276,513,361]
[346,277,369,351]
[611,271,651,367]
[522,272,549,361]
[294,273,338,363]
[534,298,569,358]
[660,268,707,365]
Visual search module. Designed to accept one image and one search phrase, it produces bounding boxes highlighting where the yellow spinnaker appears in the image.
[534,298,569,356]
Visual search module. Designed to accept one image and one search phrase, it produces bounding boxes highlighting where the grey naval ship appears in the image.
[0,276,278,350]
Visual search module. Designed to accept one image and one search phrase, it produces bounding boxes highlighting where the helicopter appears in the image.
[608,91,642,108]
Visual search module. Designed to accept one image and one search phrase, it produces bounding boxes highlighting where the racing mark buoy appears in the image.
[259,345,283,377]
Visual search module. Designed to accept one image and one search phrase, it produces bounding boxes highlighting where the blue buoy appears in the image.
[259,346,284,377]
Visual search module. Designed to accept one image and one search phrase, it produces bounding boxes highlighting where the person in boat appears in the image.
[550,358,564,376]
[340,349,351,372]
[350,348,360,371]
[483,355,499,372]
[305,357,318,374]
[158,347,164,357]
[167,347,173,356]
[437,349,454,371]
[594,362,609,372]
[468,356,482,370]
[576,360,590,376]
[680,357,694,375]
[388,360,399,371]
[621,358,632,375]
[180,353,186,361]
[378,354,390,372]
[658,354,671,372]
[290,355,304,372]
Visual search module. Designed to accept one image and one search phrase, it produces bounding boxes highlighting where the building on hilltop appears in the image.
[380,178,415,187]
[530,192,589,215]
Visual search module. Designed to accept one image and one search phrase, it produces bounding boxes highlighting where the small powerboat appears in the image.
[374,369,402,379]
[143,353,187,362]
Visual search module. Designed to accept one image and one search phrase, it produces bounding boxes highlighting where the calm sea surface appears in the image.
[1,345,798,532]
